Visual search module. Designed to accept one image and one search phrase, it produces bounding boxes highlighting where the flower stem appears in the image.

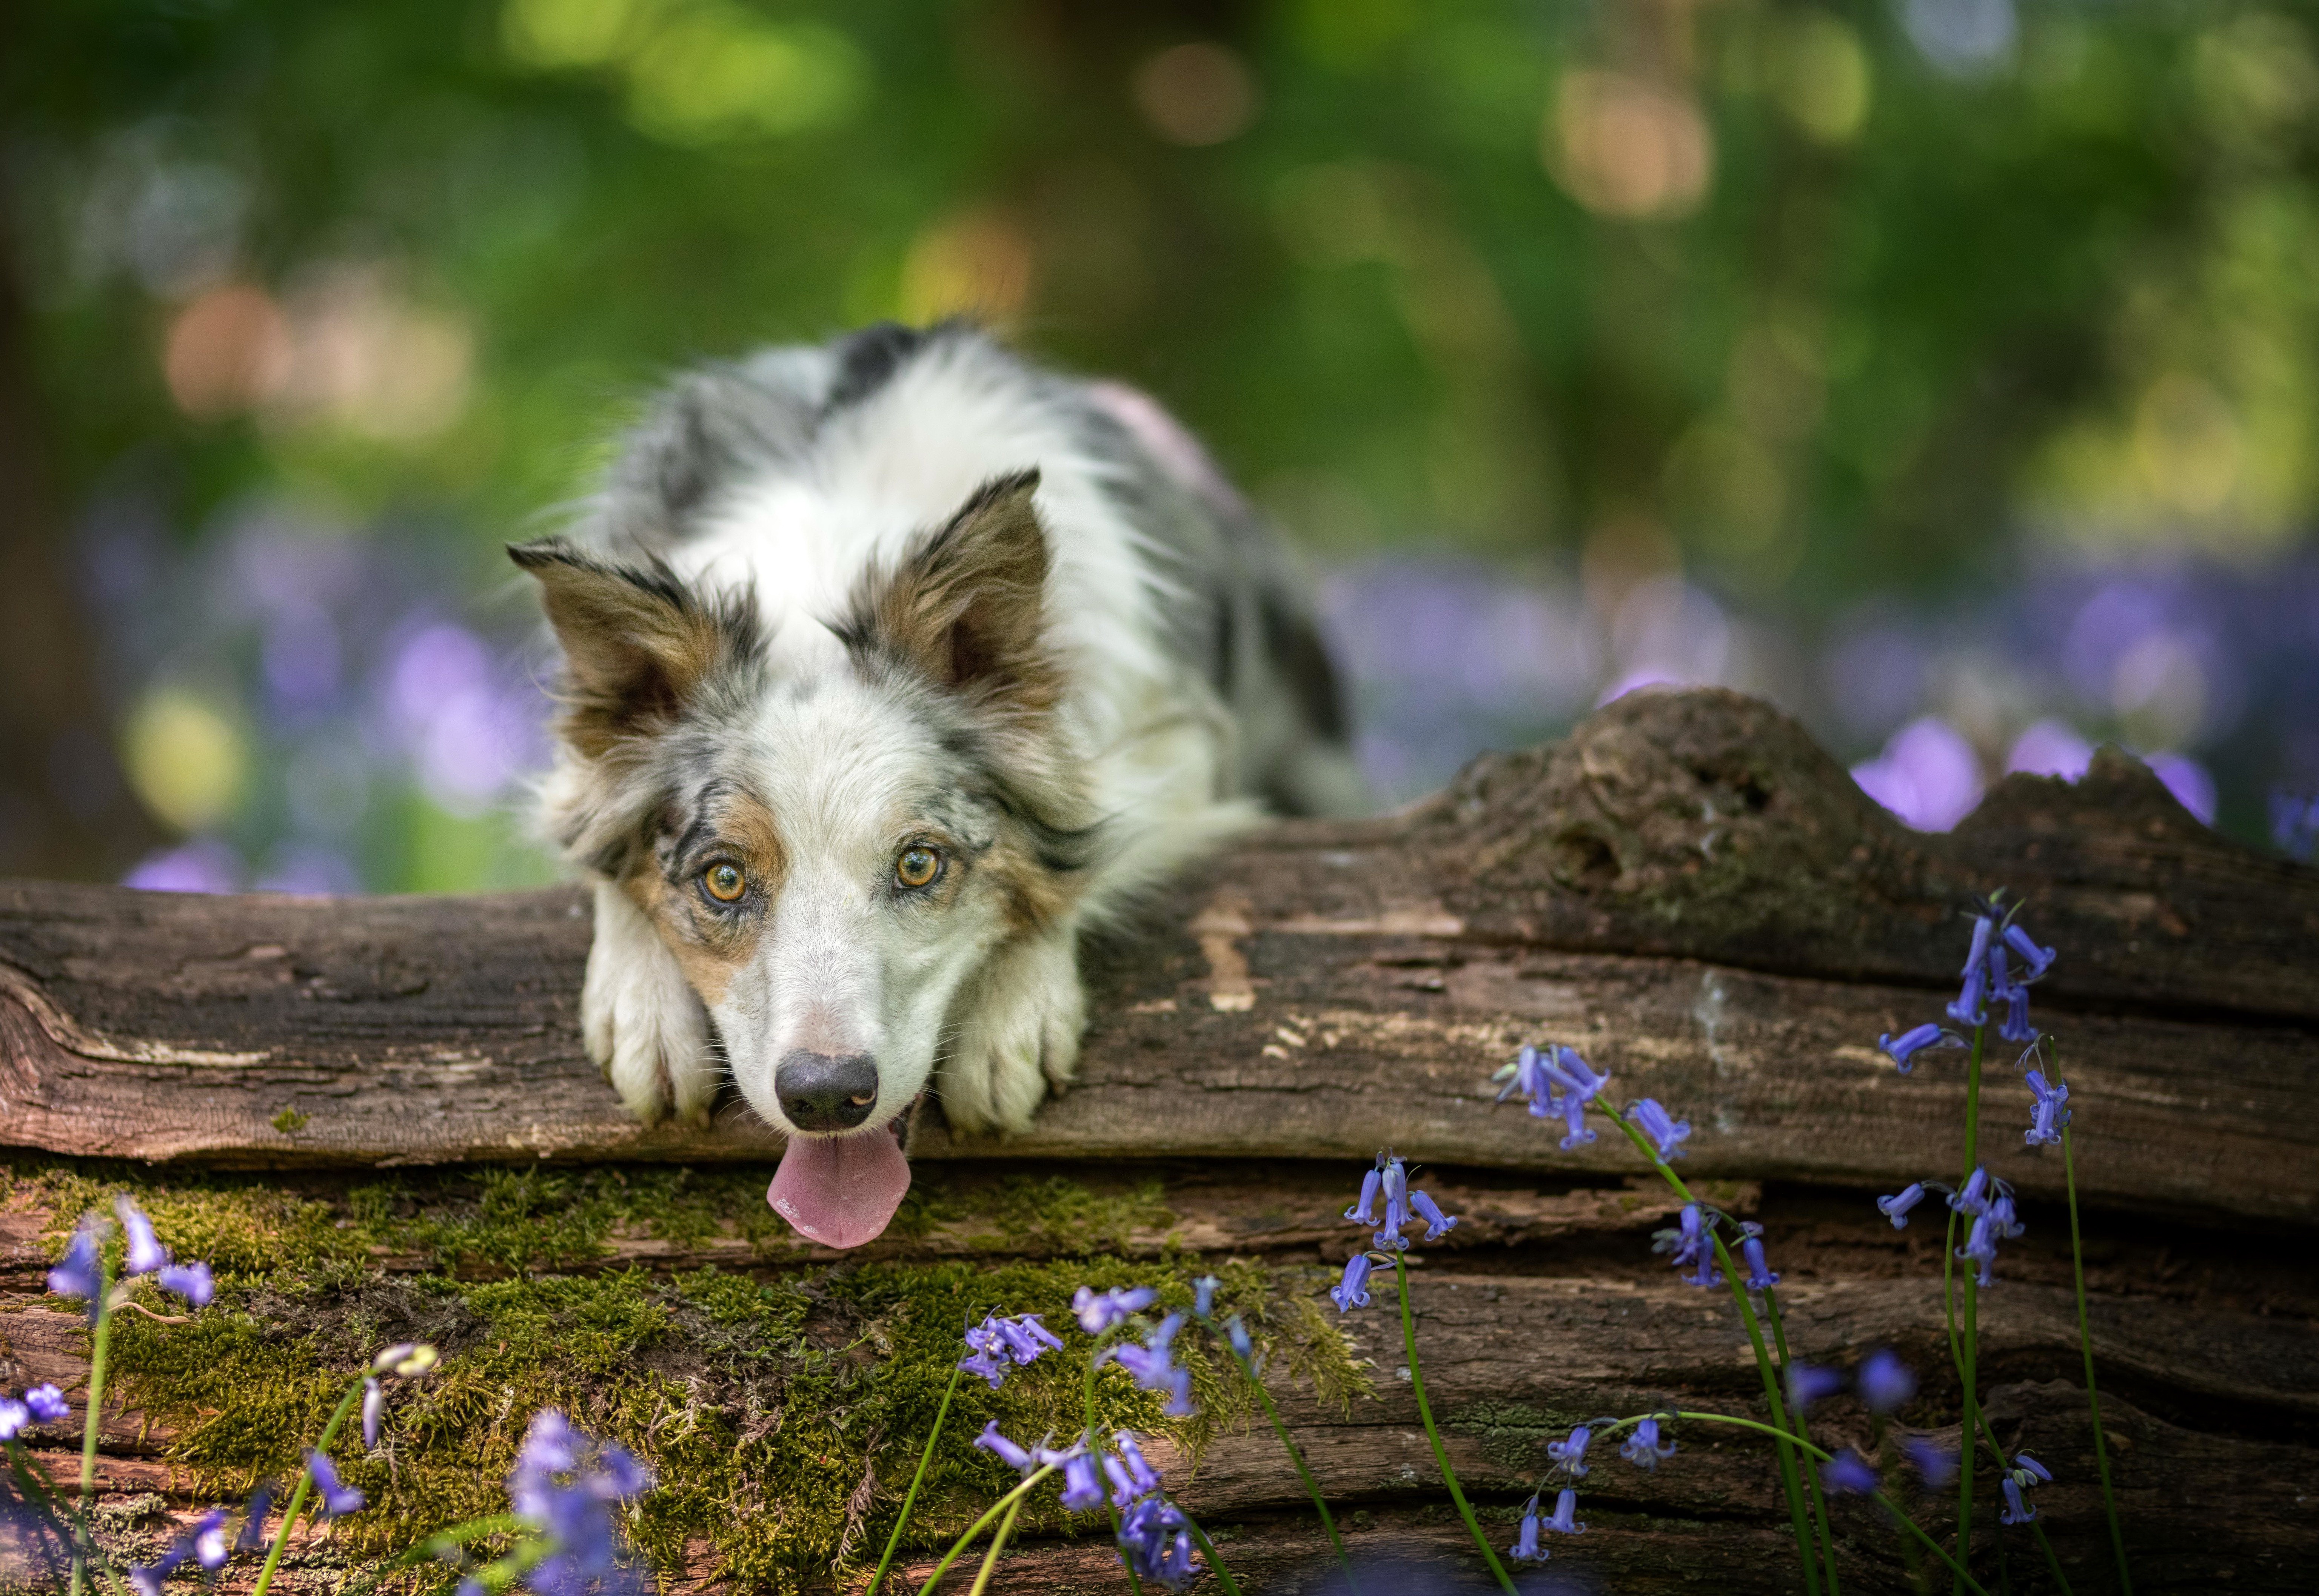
[1763,1287,1842,1594]
[1082,1338,1143,1596]
[1601,1103,1823,1596]
[68,1252,115,1596]
[1180,1511,1244,1596]
[1390,1252,1518,1596]
[2063,1120,2132,1593]
[2028,1519,2076,1596]
[914,1464,1056,1594]
[1216,1325,1354,1585]
[249,1374,368,1596]
[866,1363,964,1595]
[964,1492,1024,1596]
[1952,1022,1987,1594]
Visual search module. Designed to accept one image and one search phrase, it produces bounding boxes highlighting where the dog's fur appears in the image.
[514,322,1362,1161]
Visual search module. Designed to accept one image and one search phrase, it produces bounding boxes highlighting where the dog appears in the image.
[512,322,1363,1248]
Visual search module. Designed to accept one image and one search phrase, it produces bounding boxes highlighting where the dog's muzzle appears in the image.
[777,1049,879,1133]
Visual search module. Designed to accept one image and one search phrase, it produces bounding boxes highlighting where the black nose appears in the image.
[776,1050,880,1132]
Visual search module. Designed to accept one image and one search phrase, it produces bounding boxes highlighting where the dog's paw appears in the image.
[583,881,718,1128]
[943,934,1085,1134]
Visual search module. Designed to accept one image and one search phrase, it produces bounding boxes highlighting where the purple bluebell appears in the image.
[1877,1183,1928,1229]
[1192,1276,1218,1318]
[1554,1089,1595,1150]
[1905,1437,1958,1488]
[191,1507,229,1571]
[361,1378,385,1448]
[1738,1221,1779,1291]
[2013,1450,2052,1485]
[1103,1432,1163,1507]
[1989,1191,2024,1239]
[1116,1495,1197,1590]
[958,1321,1011,1388]
[1961,913,1994,981]
[1376,1157,1413,1249]
[2003,923,2056,981]
[1546,1424,1593,1478]
[1497,1046,1555,1115]
[1820,1450,1878,1494]
[1631,1098,1691,1161]
[1409,1190,1459,1242]
[157,1262,212,1307]
[23,1385,67,1424]
[1878,1023,1957,1073]
[1949,1166,1992,1216]
[1112,1315,1196,1417]
[506,1410,648,1596]
[1620,1418,1676,1470]
[998,1314,1063,1362]
[47,1225,102,1306]
[1546,1047,1611,1103]
[1996,980,2036,1045]
[2025,1070,2070,1147]
[973,1420,1035,1473]
[1224,1314,1254,1366]
[234,1486,274,1551]
[128,1539,192,1596]
[1857,1350,1916,1415]
[0,1400,28,1441]
[2000,1476,2036,1524]
[1541,1488,1586,1534]
[1343,1166,1382,1225]
[116,1196,168,1276]
[1948,918,1992,1025]
[1655,1203,1722,1287]
[1957,1214,2001,1288]
[1072,1285,1156,1335]
[1508,1495,1544,1561]
[1331,1253,1374,1312]
[1056,1447,1107,1512]
[303,1450,365,1516]
[1786,1363,1841,1410]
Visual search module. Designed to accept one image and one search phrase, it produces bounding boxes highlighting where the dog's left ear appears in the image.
[509,539,762,757]
[839,469,1056,715]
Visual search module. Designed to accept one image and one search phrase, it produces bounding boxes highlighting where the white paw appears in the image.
[582,881,718,1128]
[942,935,1085,1134]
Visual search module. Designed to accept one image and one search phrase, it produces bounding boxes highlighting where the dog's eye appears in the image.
[895,846,942,889]
[702,862,747,902]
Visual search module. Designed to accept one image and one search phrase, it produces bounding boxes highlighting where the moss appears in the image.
[5,1162,1365,1594]
[270,1109,310,1135]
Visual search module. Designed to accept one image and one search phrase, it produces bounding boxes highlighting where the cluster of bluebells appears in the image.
[0,1382,70,1441]
[1330,1154,1463,1313]
[958,1312,1064,1389]
[1999,1451,2053,1525]
[485,1410,651,1596]
[975,1422,1198,1590]
[48,1195,215,1316]
[1649,1203,1780,1293]
[1507,1413,1677,1562]
[1494,1044,1690,1161]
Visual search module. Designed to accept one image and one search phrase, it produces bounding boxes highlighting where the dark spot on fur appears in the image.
[1260,589,1348,742]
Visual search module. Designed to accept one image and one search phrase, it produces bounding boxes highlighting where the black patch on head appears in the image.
[1260,588,1349,741]
[596,366,819,552]
[824,322,927,414]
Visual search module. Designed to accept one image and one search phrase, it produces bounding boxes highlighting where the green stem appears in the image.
[1603,1103,1823,1596]
[1392,1252,1517,1596]
[1180,1512,1244,1596]
[913,1464,1055,1594]
[2063,1121,2131,1593]
[1953,1024,1986,1596]
[964,1493,1024,1596]
[1214,1321,1354,1584]
[1082,1337,1143,1596]
[866,1363,964,1596]
[68,1252,114,1596]
[1764,1287,1843,1594]
[249,1375,368,1596]
[2028,1519,2075,1596]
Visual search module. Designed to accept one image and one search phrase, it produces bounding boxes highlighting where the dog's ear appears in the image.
[839,470,1056,715]
[509,540,762,757]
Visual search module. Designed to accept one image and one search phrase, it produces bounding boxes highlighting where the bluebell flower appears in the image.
[1192,1276,1218,1318]
[1989,1190,2024,1239]
[1857,1350,1917,1415]
[1546,1047,1611,1103]
[1877,1023,1960,1073]
[1072,1285,1157,1335]
[1996,981,2036,1045]
[1343,1165,1382,1225]
[1224,1315,1255,1366]
[23,1385,67,1424]
[996,1314,1063,1363]
[116,1196,168,1276]
[1949,1166,1992,1216]
[958,1321,1011,1388]
[1554,1089,1595,1151]
[1103,1432,1163,1507]
[1056,1448,1107,1512]
[1496,1046,1555,1114]
[1905,1437,1958,1488]
[2025,1070,2070,1147]
[1111,1314,1196,1417]
[1655,1203,1722,1287]
[1409,1190,1459,1242]
[1961,913,1994,982]
[2003,923,2056,981]
[2013,1450,2052,1486]
[2000,1476,2036,1524]
[47,1225,102,1307]
[303,1450,365,1516]
[234,1486,273,1551]
[1947,917,1991,1026]
[156,1262,212,1307]
[0,1400,28,1441]
[1877,1183,1928,1228]
[1377,1157,1414,1250]
[1541,1488,1586,1535]
[1508,1495,1544,1562]
[1738,1222,1779,1291]
[506,1411,648,1596]
[973,1420,1035,1474]
[190,1507,229,1571]
[1631,1098,1691,1161]
[1820,1450,1878,1494]
[1787,1363,1841,1410]
[1958,1214,2001,1288]
[127,1539,191,1596]
[361,1378,384,1448]
[1116,1495,1198,1590]
[1620,1419,1676,1470]
[1330,1254,1373,1312]
[1546,1424,1593,1478]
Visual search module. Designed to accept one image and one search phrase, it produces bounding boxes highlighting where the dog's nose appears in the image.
[776,1050,880,1132]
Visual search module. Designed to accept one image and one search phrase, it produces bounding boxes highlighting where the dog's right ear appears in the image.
[509,539,762,758]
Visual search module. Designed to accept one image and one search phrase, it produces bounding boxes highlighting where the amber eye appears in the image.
[895,845,942,889]
[702,862,747,903]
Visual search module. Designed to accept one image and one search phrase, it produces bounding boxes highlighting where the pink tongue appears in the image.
[767,1131,912,1250]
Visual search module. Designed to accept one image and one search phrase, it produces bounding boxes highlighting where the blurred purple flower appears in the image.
[123,840,242,893]
[1851,717,1984,832]
[1787,1363,1841,1410]
[2145,753,2216,824]
[1858,1350,1917,1414]
[2006,719,2094,780]
[1906,1437,1959,1488]
[1820,1449,1879,1494]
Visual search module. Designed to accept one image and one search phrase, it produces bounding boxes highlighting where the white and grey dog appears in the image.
[513,322,1361,1248]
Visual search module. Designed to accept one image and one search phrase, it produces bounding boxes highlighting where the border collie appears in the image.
[513,322,1361,1248]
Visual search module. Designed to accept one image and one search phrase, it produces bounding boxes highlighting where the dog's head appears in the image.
[514,470,1090,1243]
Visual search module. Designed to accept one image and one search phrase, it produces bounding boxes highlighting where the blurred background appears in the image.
[5,0,2318,894]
